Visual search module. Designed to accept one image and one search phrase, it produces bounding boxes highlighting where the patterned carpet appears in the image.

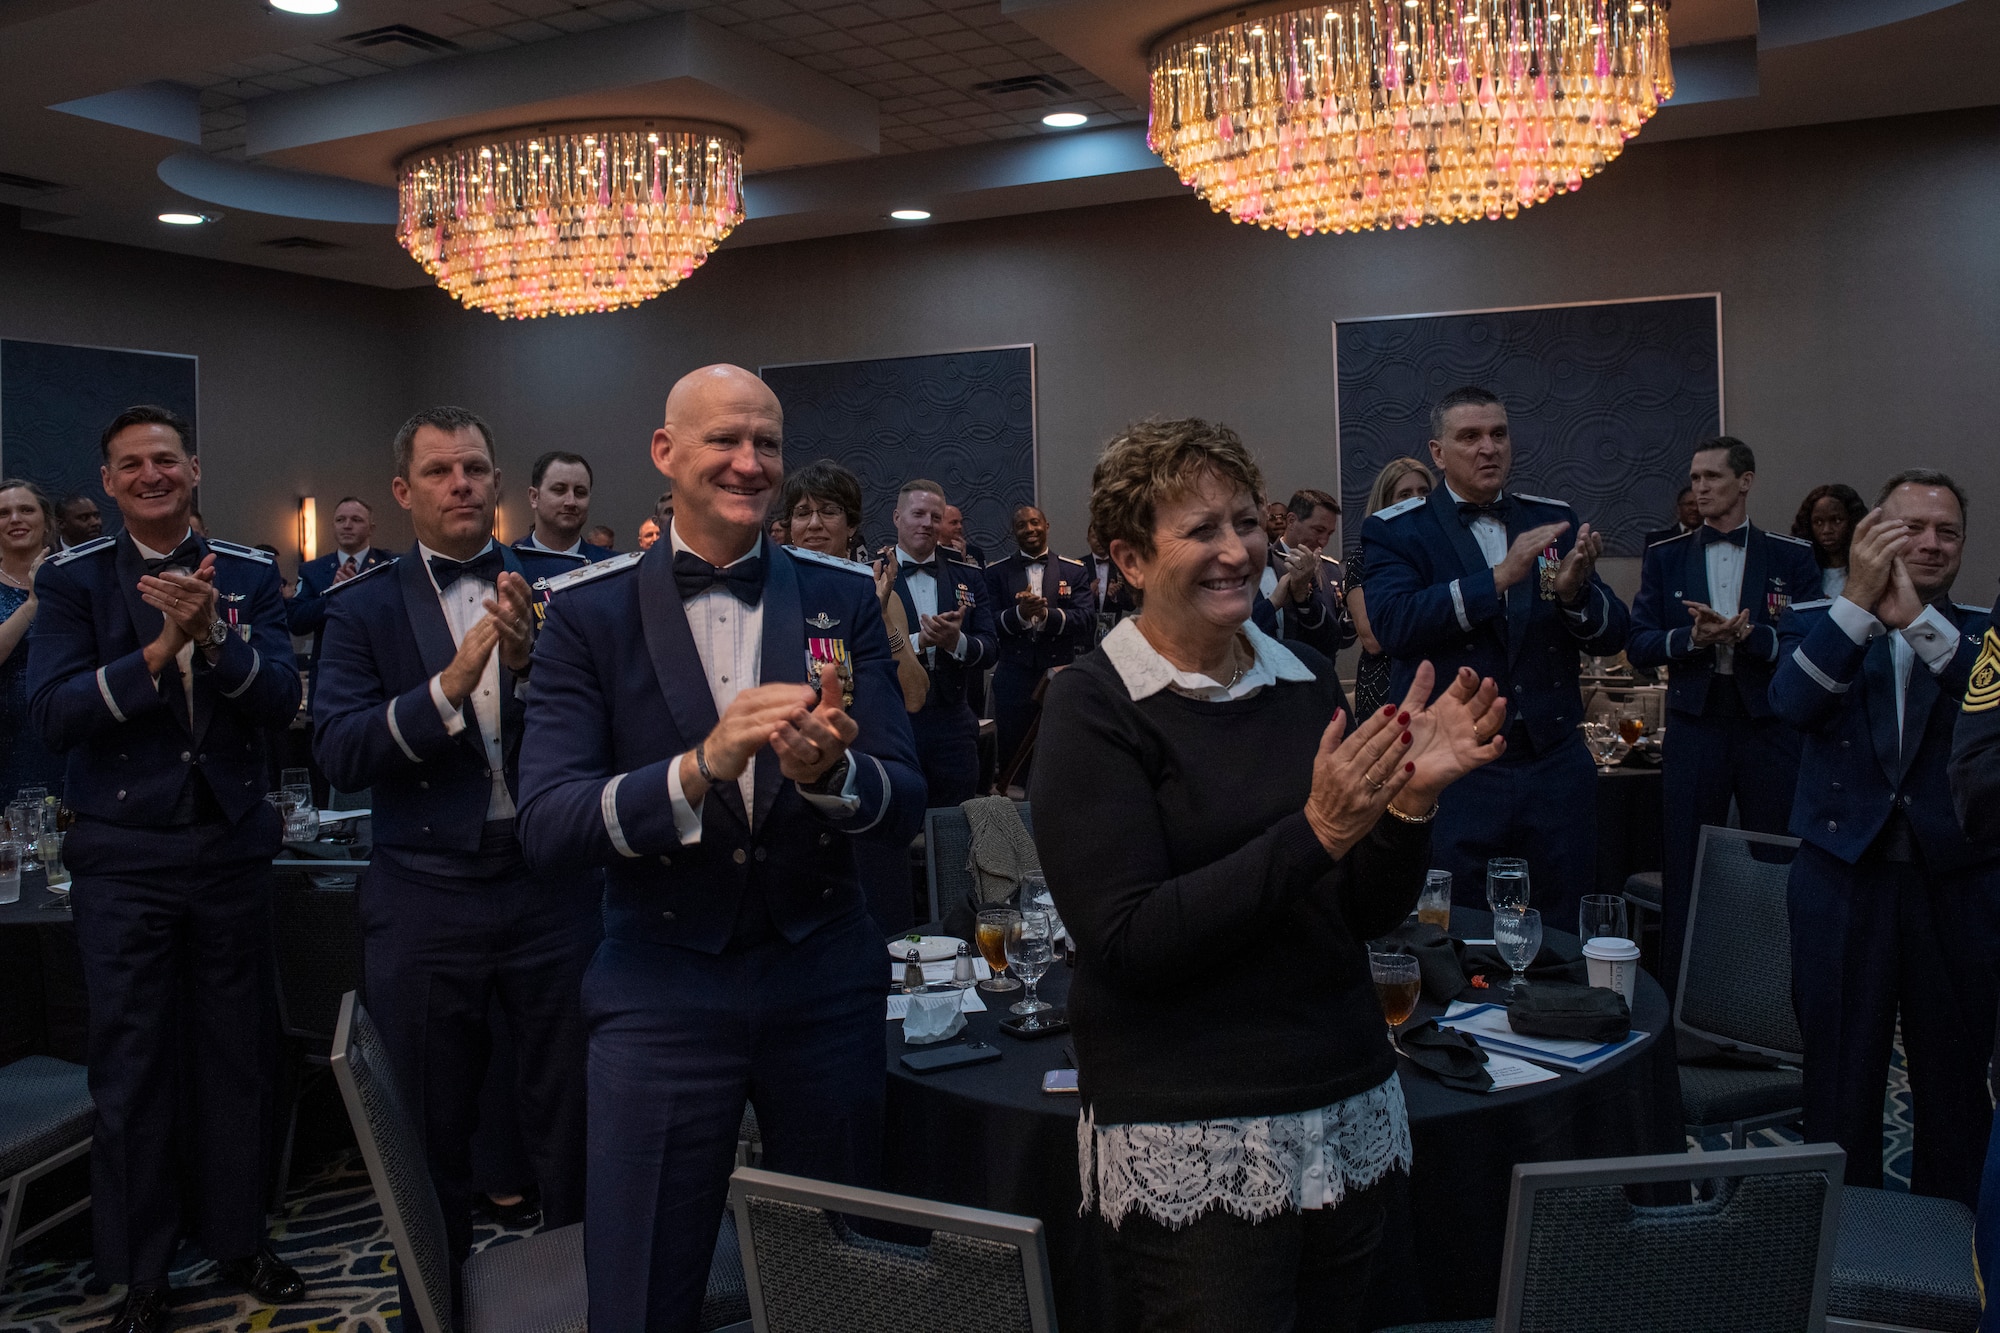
[0,1037,1922,1331]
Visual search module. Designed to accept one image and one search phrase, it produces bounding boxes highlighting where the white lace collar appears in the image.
[1100,616,1315,702]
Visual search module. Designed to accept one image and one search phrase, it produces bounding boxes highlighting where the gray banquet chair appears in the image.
[729,1165,1057,1333]
[330,991,750,1333]
[0,1054,94,1276]
[922,800,1033,925]
[268,867,363,1206]
[1827,1185,1981,1332]
[1676,825,1806,1148]
[1379,1143,1846,1333]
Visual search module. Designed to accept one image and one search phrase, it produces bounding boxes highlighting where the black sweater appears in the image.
[1029,642,1430,1124]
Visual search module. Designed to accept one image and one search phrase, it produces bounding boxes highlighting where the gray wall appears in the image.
[4,103,1997,600]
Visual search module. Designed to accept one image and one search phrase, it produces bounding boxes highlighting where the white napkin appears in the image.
[900,989,968,1044]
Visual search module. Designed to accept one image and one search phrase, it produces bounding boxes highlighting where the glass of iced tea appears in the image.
[1370,952,1421,1046]
[975,908,1022,992]
[1618,714,1646,746]
[1417,870,1453,931]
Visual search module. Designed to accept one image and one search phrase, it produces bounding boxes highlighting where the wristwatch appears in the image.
[201,618,230,649]
[805,755,851,795]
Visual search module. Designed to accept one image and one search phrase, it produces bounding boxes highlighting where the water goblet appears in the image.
[1006,910,1056,1021]
[1493,908,1543,997]
[1579,894,1629,944]
[1485,858,1530,915]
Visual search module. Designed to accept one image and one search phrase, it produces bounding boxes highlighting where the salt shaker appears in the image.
[902,945,925,994]
[952,941,976,988]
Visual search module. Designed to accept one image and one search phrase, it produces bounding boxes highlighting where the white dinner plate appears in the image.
[887,934,963,963]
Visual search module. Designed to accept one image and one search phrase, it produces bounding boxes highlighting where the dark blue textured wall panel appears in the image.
[1336,297,1719,555]
[1,339,199,538]
[762,346,1035,560]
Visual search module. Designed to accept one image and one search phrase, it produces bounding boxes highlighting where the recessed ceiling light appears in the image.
[158,212,210,225]
[1042,112,1089,128]
[270,0,339,13]
[889,209,931,221]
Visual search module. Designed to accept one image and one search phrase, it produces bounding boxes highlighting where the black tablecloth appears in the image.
[882,908,1683,1330]
[1595,765,1663,893]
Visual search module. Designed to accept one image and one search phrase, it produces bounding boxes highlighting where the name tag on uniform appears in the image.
[806,637,854,709]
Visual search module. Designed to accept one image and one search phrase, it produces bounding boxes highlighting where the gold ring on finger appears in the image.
[1364,776,1385,793]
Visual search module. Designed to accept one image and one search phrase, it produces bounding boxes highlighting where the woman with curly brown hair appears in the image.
[1792,482,1866,598]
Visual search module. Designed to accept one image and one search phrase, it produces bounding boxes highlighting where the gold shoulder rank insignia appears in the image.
[1965,627,2000,714]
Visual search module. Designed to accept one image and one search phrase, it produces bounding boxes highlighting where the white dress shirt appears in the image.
[419,540,514,820]
[522,530,584,557]
[662,526,861,845]
[1443,485,1508,568]
[1822,566,1848,599]
[899,547,970,663]
[131,528,198,723]
[1702,522,1749,675]
[1827,596,1959,745]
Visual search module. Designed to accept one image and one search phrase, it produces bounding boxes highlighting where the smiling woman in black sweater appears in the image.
[1031,418,1506,1333]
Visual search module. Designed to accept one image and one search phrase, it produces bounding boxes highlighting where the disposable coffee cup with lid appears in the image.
[1582,937,1641,1005]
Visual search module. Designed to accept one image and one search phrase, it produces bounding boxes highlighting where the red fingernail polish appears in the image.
[1401,731,1412,745]
[1397,712,1410,725]
[1381,705,1396,716]
[1405,762,1415,774]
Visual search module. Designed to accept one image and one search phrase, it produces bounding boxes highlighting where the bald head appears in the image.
[651,362,784,563]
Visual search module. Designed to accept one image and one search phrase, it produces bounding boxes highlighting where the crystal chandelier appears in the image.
[1148,1,1674,237]
[397,120,744,320]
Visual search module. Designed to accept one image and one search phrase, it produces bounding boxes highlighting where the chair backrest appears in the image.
[922,802,1033,925]
[270,870,364,1047]
[1496,1144,1844,1333]
[329,992,455,1333]
[1677,825,1805,1061]
[728,1166,1056,1333]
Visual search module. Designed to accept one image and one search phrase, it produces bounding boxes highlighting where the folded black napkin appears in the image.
[1372,921,1468,1003]
[1397,1019,1493,1092]
[1506,980,1631,1044]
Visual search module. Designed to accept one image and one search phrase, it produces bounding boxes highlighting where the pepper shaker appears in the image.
[902,945,925,994]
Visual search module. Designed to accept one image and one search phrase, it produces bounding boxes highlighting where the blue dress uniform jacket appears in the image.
[311,543,582,853]
[985,550,1096,668]
[1628,526,1823,716]
[891,550,997,808]
[284,546,396,637]
[1361,487,1629,747]
[29,534,301,822]
[516,540,926,954]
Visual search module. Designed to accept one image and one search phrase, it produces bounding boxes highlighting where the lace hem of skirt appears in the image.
[1078,1075,1412,1230]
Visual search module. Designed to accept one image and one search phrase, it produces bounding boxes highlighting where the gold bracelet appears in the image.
[1384,800,1437,825]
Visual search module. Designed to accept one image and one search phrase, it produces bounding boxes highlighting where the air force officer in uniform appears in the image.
[516,365,925,1333]
[1361,386,1629,933]
[984,503,1093,776]
[1773,469,1998,1206]
[888,479,996,805]
[28,405,306,1333]
[1628,438,1823,996]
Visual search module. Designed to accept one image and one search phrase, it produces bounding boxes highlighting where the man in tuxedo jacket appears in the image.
[1362,386,1629,934]
[984,504,1093,778]
[312,407,596,1314]
[1773,469,1997,1206]
[888,480,997,806]
[516,365,924,1333]
[1628,439,1823,997]
[1644,485,1701,548]
[28,405,305,1333]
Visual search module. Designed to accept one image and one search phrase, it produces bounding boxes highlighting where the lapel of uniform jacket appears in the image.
[116,532,193,735]
[1862,635,1903,787]
[637,542,746,828]
[1426,489,1493,597]
[1894,602,1961,784]
[754,543,807,830]
[1500,499,1537,665]
[1741,525,1770,626]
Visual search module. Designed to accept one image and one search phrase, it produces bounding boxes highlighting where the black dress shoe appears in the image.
[101,1285,172,1333]
[479,1187,542,1227]
[216,1245,306,1304]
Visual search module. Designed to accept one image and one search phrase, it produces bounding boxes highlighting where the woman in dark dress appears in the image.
[1031,421,1504,1333]
[0,478,62,804]
[1346,457,1434,717]
[1791,482,1865,599]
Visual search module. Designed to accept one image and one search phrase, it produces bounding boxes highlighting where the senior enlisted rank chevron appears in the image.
[1360,386,1630,936]
[516,364,925,1333]
[26,405,306,1333]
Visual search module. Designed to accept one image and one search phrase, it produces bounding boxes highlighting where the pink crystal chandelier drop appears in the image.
[1148,0,1674,237]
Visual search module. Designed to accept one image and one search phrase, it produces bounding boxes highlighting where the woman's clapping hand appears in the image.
[1303,693,1418,860]
[1396,664,1508,817]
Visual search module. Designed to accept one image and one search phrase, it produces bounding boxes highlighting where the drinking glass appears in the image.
[1006,910,1056,1021]
[279,768,311,794]
[0,841,19,907]
[1417,869,1453,930]
[975,908,1022,992]
[7,801,42,870]
[1618,713,1647,746]
[1493,908,1542,997]
[1581,721,1621,769]
[38,830,69,903]
[1579,894,1629,944]
[1486,858,1530,915]
[1369,952,1421,1045]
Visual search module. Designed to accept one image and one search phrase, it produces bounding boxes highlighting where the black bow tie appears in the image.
[673,550,764,605]
[902,557,940,578]
[142,536,204,574]
[428,546,503,586]
[1701,525,1748,548]
[1456,498,1511,526]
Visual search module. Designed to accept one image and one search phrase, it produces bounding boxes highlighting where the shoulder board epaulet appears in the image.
[521,548,586,565]
[1787,598,1832,612]
[544,548,641,593]
[51,536,115,565]
[1647,530,1695,547]
[1955,603,1992,616]
[1371,496,1426,521]
[1058,555,1086,567]
[1318,552,1342,565]
[1766,531,1813,547]
[946,553,984,570]
[785,545,872,577]
[1511,492,1572,509]
[207,538,274,564]
[325,558,398,594]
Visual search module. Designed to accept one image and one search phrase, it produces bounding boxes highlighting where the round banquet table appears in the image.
[881,908,1684,1330]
